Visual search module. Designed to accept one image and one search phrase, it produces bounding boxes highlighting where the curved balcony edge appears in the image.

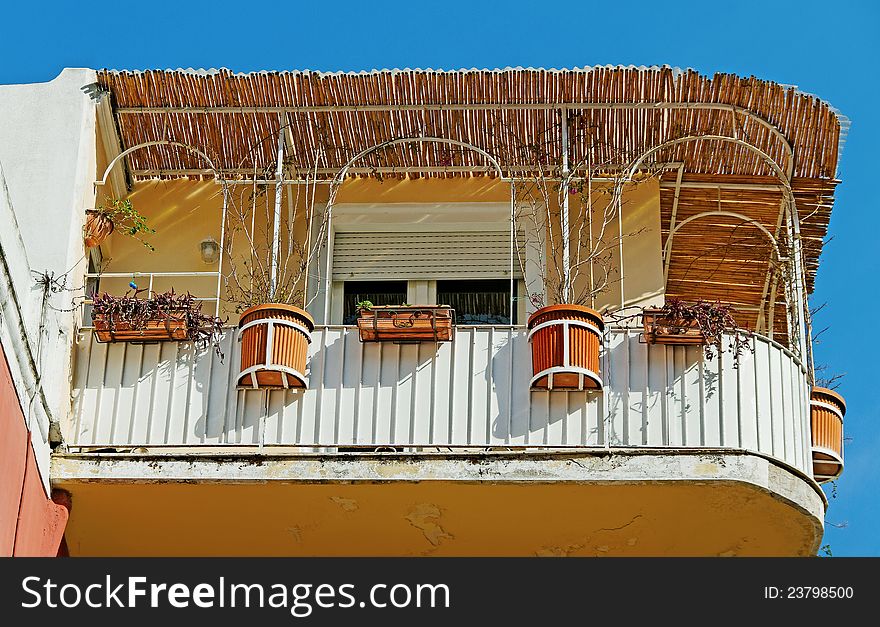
[51,448,826,556]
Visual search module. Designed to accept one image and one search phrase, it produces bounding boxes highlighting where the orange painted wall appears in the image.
[0,345,27,554]
[0,343,68,556]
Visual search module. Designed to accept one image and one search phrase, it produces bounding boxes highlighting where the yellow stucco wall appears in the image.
[95,176,664,319]
[594,177,665,311]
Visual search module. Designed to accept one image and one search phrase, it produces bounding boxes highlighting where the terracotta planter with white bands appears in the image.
[527,304,604,391]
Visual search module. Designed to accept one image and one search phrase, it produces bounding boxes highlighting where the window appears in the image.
[341,279,516,325]
[342,280,408,325]
[437,279,514,325]
[325,214,527,326]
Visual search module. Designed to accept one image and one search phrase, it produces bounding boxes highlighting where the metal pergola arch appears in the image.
[619,133,812,370]
[95,108,816,377]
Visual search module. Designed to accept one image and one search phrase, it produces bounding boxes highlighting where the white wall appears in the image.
[0,68,98,488]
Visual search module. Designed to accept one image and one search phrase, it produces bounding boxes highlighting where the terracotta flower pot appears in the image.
[527,304,604,390]
[237,304,314,389]
[356,305,454,343]
[810,387,846,482]
[94,312,188,343]
[83,210,114,248]
[642,307,707,345]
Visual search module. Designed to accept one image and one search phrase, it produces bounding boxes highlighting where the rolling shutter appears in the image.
[332,231,522,280]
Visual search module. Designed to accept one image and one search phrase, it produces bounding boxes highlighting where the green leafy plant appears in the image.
[92,289,226,357]
[356,300,374,312]
[96,198,156,251]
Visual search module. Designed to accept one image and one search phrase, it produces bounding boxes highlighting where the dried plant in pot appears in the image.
[92,289,225,355]
[642,299,751,361]
[220,170,327,390]
[512,134,655,391]
[356,301,455,343]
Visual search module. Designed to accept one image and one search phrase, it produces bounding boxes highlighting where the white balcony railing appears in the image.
[68,326,812,476]
[83,271,223,318]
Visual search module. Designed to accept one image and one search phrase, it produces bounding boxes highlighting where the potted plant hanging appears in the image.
[84,198,155,250]
[356,301,454,343]
[809,387,846,483]
[92,289,224,352]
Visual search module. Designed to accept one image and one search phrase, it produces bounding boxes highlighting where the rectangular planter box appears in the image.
[357,306,454,343]
[94,313,189,343]
[642,308,707,345]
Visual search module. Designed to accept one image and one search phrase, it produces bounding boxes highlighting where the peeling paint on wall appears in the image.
[405,503,454,547]
[535,543,584,557]
[286,526,304,543]
[329,496,359,512]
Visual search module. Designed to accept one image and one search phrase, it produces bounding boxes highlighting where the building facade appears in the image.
[0,66,846,556]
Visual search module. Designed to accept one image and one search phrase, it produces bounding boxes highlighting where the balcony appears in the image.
[68,325,812,477]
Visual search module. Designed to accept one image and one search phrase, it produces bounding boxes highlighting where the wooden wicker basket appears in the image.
[527,304,604,390]
[94,313,188,343]
[237,304,314,389]
[810,387,845,483]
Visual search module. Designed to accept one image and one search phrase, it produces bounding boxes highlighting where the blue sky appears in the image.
[1,1,877,555]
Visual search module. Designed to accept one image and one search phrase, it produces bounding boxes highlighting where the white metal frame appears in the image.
[660,209,788,339]
[810,446,844,482]
[99,107,812,379]
[621,133,811,366]
[92,140,228,318]
[95,140,219,188]
[81,271,223,318]
[810,400,844,418]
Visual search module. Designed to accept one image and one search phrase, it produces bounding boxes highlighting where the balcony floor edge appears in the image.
[52,449,825,557]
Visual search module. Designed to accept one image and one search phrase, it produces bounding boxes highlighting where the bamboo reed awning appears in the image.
[96,66,845,338]
[98,66,843,181]
[660,173,835,339]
